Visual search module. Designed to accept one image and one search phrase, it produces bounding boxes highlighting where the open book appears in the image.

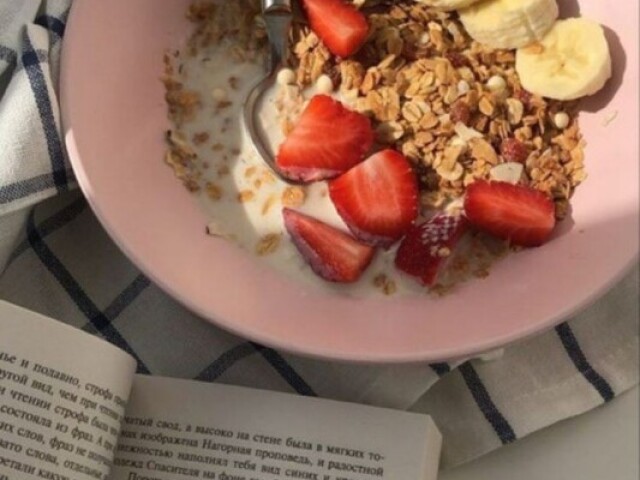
[0,301,441,480]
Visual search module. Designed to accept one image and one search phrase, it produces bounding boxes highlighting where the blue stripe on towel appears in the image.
[26,210,150,373]
[0,45,17,64]
[6,196,86,267]
[21,33,68,192]
[251,343,317,397]
[430,362,451,377]
[34,15,66,39]
[196,343,259,382]
[460,362,517,444]
[0,171,73,205]
[196,342,316,397]
[556,322,615,402]
[102,275,151,322]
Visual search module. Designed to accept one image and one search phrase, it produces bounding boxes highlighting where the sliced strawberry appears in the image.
[329,150,419,248]
[283,208,376,283]
[464,180,556,247]
[301,0,369,58]
[394,213,468,287]
[276,95,374,183]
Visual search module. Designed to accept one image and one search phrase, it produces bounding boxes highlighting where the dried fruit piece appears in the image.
[450,100,471,125]
[500,138,529,163]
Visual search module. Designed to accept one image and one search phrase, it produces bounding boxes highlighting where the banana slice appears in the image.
[516,18,612,100]
[415,0,483,11]
[459,0,559,50]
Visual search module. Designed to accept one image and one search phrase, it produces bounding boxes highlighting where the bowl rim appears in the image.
[60,0,640,363]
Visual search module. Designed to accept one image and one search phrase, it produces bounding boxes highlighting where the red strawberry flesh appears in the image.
[329,150,419,248]
[464,180,556,247]
[394,213,469,287]
[283,208,376,283]
[302,0,369,58]
[276,95,374,183]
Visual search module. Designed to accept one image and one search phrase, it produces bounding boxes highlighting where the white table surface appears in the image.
[441,386,639,480]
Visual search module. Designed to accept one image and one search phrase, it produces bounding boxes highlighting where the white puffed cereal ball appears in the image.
[457,80,470,96]
[486,75,507,93]
[276,68,296,86]
[554,112,570,129]
[315,74,334,94]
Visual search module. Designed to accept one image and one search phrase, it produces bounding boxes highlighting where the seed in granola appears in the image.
[212,87,228,102]
[238,190,255,203]
[450,100,471,125]
[486,75,507,94]
[228,76,239,90]
[256,234,281,256]
[553,112,570,129]
[277,68,296,86]
[281,186,306,208]
[500,138,529,164]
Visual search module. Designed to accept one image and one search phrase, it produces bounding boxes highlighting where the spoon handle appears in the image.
[262,0,293,72]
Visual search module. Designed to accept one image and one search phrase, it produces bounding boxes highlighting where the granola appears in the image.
[161,0,597,294]
[285,0,585,220]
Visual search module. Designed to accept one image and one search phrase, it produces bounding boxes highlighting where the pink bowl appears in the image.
[61,0,638,363]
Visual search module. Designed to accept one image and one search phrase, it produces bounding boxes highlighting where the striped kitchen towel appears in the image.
[0,0,638,469]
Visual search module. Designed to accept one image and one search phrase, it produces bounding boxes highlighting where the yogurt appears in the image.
[170,39,494,297]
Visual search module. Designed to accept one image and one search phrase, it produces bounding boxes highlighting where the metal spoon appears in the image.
[243,0,299,183]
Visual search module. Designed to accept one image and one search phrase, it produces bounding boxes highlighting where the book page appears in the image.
[112,375,442,480]
[0,301,137,480]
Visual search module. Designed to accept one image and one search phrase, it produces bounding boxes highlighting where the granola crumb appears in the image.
[205,182,223,200]
[260,170,277,185]
[373,274,397,296]
[244,166,258,178]
[281,186,307,208]
[193,132,210,145]
[256,233,282,256]
[237,190,255,203]
[262,195,278,215]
